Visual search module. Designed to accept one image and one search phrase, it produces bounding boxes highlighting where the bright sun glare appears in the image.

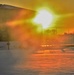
[33,9,54,29]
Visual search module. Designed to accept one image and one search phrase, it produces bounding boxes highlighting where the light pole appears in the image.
[4,25,10,50]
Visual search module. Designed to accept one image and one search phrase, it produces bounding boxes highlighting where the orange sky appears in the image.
[0,0,74,33]
[0,0,74,13]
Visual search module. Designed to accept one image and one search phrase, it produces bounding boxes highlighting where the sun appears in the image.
[33,9,54,29]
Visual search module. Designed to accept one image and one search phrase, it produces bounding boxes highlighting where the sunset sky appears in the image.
[0,0,74,33]
[0,0,74,13]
